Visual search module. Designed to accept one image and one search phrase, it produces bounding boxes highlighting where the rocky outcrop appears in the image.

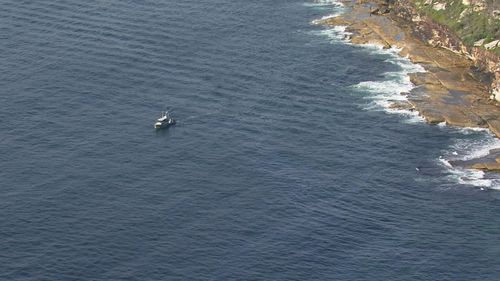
[466,149,500,171]
[485,40,500,50]
[385,0,500,99]
[389,1,467,53]
[319,0,500,172]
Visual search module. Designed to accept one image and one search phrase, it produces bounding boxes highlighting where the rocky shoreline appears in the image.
[318,0,500,171]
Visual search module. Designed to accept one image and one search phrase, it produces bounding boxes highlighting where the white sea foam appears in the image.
[457,170,492,188]
[398,109,426,124]
[351,47,425,119]
[489,184,500,191]
[308,0,500,190]
[309,0,424,119]
[304,0,344,7]
[438,156,453,168]
[451,134,500,161]
[437,155,492,188]
[456,126,491,135]
[312,26,351,41]
[438,131,500,189]
[309,0,345,24]
[309,3,426,120]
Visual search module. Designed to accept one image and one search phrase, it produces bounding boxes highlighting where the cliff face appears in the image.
[411,0,500,46]
[390,1,465,52]
[383,0,500,99]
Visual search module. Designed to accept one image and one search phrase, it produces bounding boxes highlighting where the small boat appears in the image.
[154,111,176,129]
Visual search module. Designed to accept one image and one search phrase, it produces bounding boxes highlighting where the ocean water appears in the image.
[1,0,500,280]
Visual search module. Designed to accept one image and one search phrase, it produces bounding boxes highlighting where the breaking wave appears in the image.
[307,0,345,24]
[350,45,425,122]
[310,18,425,121]
[304,0,344,7]
[311,26,351,41]
[438,130,500,189]
[309,1,500,190]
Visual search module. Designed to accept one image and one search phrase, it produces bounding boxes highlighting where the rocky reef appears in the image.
[386,0,500,100]
[319,0,500,171]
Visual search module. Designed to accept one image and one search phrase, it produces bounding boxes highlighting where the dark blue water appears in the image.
[2,0,500,280]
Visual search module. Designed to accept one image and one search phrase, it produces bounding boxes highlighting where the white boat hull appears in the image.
[154,120,176,129]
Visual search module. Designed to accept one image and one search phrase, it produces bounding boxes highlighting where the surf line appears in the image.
[309,0,500,189]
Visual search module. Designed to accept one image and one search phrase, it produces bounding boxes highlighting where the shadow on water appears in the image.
[154,127,175,137]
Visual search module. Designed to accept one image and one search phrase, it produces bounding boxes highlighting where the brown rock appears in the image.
[472,163,488,170]
[418,109,445,124]
[443,109,486,128]
[389,100,415,111]
[487,120,500,138]
[409,72,441,86]
[322,17,351,26]
[370,8,380,15]
[485,163,500,171]
[320,0,500,171]
[470,162,500,172]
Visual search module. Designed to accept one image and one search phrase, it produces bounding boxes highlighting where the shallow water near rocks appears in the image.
[1,0,500,280]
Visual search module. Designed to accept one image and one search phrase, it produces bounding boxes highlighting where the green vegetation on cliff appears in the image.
[412,0,500,53]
